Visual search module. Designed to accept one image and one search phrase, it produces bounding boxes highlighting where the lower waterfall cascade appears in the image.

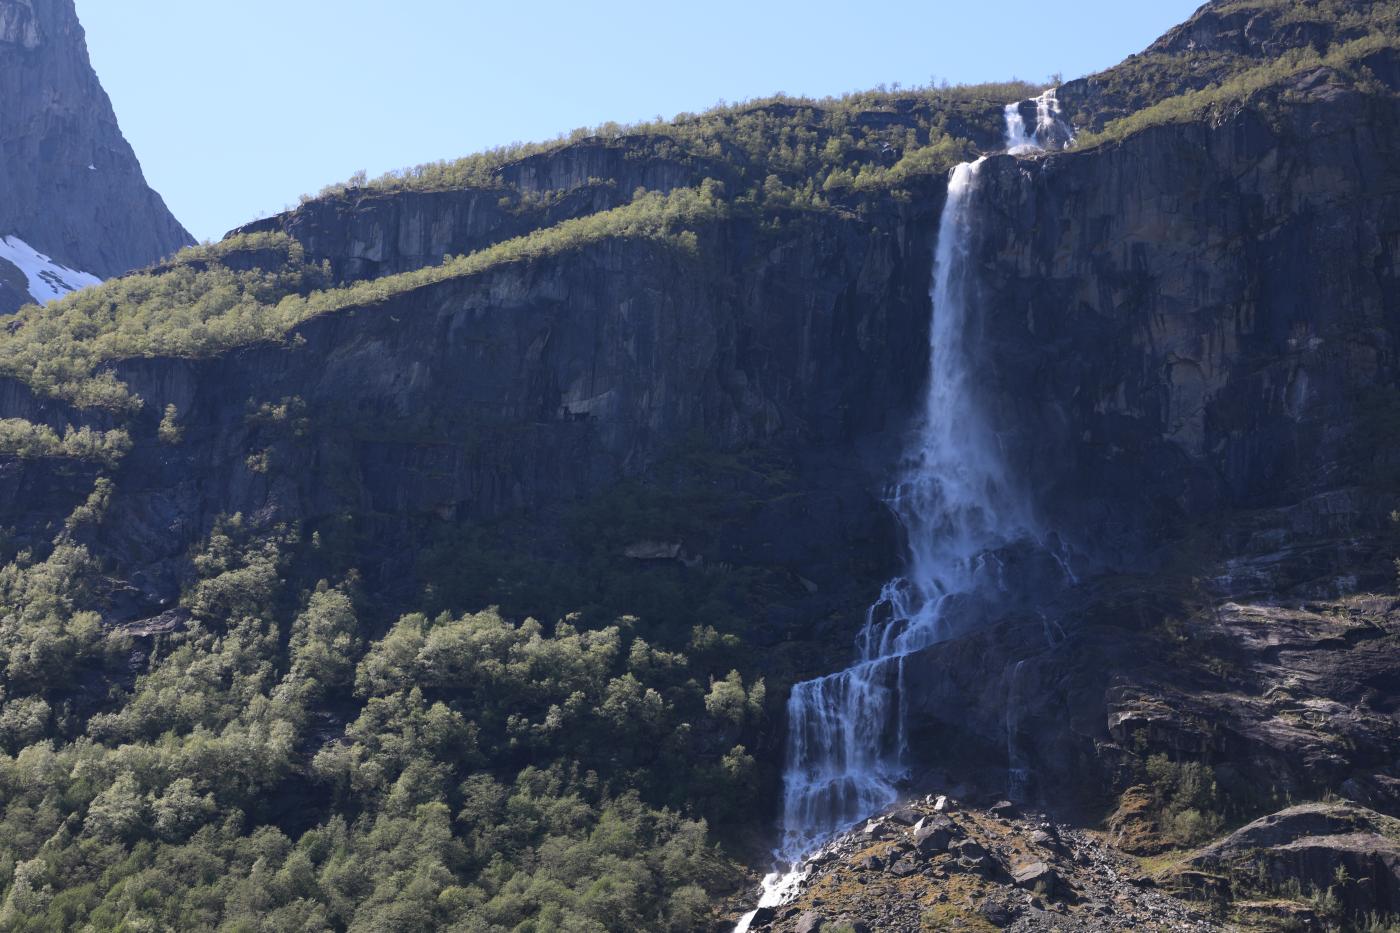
[734,92,1075,931]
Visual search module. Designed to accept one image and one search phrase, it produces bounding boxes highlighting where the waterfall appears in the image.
[734,93,1071,931]
[1004,88,1072,154]
[774,155,1032,860]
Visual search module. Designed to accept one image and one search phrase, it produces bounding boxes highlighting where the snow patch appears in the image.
[0,235,102,305]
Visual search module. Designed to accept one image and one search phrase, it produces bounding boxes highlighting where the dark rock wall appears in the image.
[964,65,1400,564]
[233,140,743,285]
[896,69,1400,813]
[5,200,941,624]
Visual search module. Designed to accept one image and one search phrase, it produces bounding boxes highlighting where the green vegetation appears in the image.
[4,6,1399,925]
[157,403,182,445]
[0,244,328,410]
[1212,0,1400,27]
[1077,32,1400,148]
[1144,754,1224,846]
[318,81,1035,200]
[0,419,130,468]
[1218,856,1400,931]
[0,502,765,930]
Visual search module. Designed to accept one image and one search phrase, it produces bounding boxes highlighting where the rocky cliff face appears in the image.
[0,0,191,312]
[0,192,943,661]
[888,49,1400,816]
[2,1,1400,927]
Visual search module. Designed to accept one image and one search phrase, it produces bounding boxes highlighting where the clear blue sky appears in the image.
[76,0,1202,242]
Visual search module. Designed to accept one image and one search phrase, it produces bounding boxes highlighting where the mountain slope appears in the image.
[0,2,1397,930]
[0,0,192,313]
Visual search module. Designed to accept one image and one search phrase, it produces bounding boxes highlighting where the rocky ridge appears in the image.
[737,796,1222,932]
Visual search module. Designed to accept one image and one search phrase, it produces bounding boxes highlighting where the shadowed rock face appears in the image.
[0,198,941,630]
[979,56,1400,561]
[893,59,1400,817]
[0,0,191,310]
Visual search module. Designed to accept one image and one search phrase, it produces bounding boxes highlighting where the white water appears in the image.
[734,93,1072,932]
[1004,88,1073,154]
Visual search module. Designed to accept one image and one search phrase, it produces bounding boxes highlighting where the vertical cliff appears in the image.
[0,0,192,312]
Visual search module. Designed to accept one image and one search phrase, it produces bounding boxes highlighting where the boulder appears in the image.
[794,911,824,933]
[747,906,776,928]
[956,855,991,876]
[887,858,920,878]
[1011,860,1058,895]
[977,896,1019,926]
[954,839,987,860]
[913,816,955,854]
[888,807,922,826]
[861,820,891,840]
[1340,774,1400,814]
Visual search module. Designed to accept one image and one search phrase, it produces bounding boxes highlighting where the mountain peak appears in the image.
[0,0,192,311]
